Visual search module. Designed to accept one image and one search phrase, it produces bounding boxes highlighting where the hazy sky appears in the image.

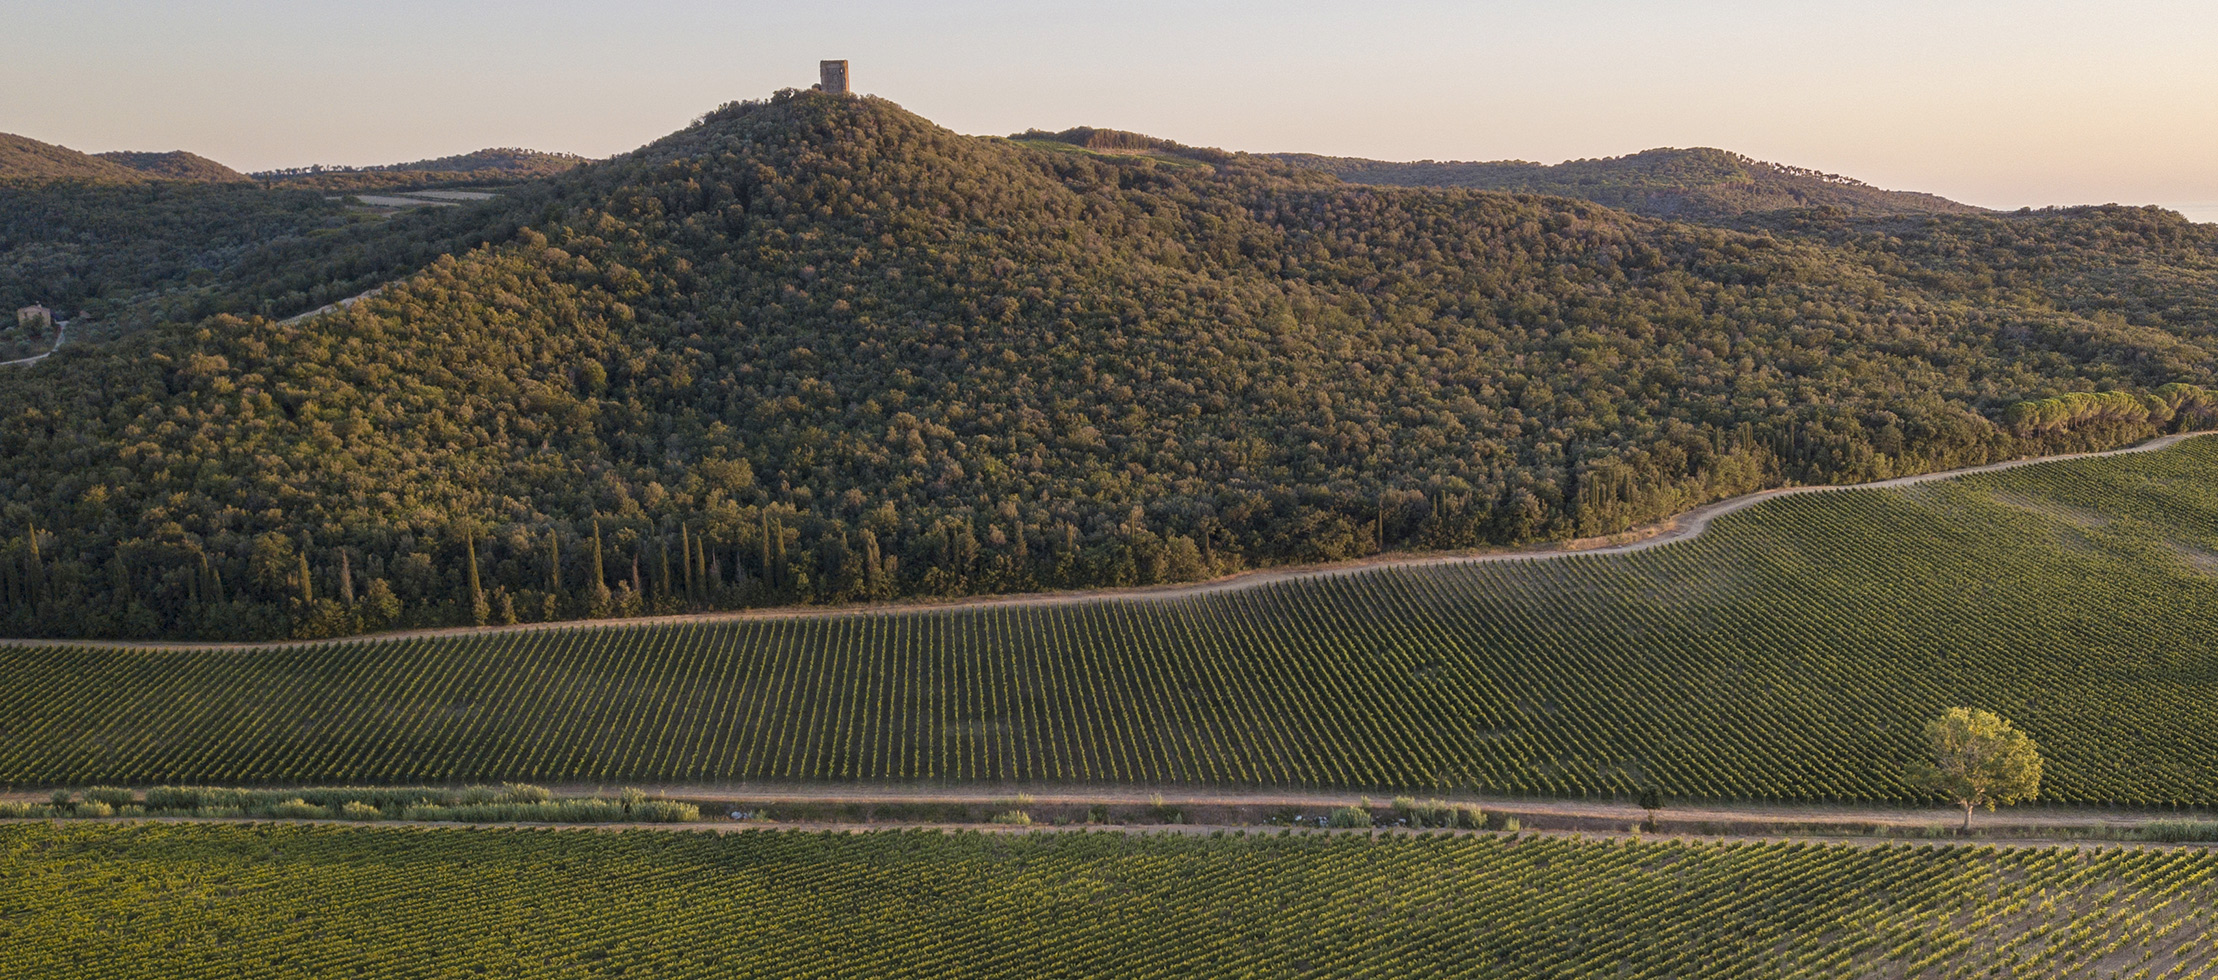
[5,0,2216,218]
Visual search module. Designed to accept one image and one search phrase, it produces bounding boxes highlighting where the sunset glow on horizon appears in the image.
[4,0,2215,218]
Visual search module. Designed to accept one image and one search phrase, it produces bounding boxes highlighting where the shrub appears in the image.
[458,783,552,805]
[2142,820,2218,843]
[1326,806,1373,829]
[47,790,71,807]
[499,783,552,804]
[269,799,327,819]
[0,802,50,818]
[990,810,1033,826]
[634,800,700,823]
[83,786,137,808]
[1392,797,1472,828]
[146,787,253,811]
[77,801,115,818]
[340,801,381,820]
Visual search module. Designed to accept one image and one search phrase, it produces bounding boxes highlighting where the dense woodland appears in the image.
[1275,147,1988,220]
[2,91,2216,640]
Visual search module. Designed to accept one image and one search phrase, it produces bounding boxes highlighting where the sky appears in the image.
[4,0,2216,219]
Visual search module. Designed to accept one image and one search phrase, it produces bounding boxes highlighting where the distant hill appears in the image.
[255,148,588,189]
[377,147,587,176]
[1273,147,1985,220]
[0,133,153,184]
[95,150,249,182]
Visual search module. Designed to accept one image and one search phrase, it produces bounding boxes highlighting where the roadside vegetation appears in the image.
[8,783,696,823]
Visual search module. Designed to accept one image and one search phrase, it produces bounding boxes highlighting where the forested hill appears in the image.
[3,90,2217,641]
[94,150,249,182]
[254,148,589,191]
[1273,147,1985,220]
[0,133,156,184]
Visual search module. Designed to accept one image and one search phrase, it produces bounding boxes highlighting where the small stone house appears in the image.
[15,305,51,335]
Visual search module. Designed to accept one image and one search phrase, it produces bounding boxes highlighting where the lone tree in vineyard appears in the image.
[1908,708,2043,831]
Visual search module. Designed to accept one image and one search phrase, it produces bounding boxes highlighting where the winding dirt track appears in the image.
[5,431,2207,652]
[0,318,66,368]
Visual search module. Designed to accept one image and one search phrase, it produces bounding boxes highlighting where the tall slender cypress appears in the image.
[466,535,487,626]
[591,521,606,593]
[547,530,561,593]
[681,524,696,598]
[656,529,671,598]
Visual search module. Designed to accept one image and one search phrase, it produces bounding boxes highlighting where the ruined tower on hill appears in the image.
[819,60,850,95]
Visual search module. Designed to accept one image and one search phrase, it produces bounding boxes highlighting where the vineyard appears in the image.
[6,822,2218,979]
[3,440,2217,803]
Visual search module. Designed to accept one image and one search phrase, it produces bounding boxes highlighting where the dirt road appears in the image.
[6,430,2204,652]
[22,788,2213,850]
[0,318,66,367]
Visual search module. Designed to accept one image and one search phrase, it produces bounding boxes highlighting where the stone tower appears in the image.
[819,60,850,95]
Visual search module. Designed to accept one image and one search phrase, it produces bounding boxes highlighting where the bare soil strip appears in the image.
[8,431,2204,652]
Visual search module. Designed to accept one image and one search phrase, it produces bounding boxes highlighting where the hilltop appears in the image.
[2,91,2217,641]
[0,133,157,184]
[94,150,249,182]
[1274,146,1985,220]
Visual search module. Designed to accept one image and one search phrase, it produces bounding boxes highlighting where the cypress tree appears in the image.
[25,524,42,600]
[760,511,773,587]
[296,550,313,606]
[547,530,561,593]
[681,524,696,598]
[589,520,611,613]
[466,535,487,626]
[591,521,606,592]
[339,551,355,606]
[656,529,671,598]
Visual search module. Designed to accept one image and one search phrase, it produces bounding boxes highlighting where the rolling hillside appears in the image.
[1275,146,1986,220]
[0,133,155,184]
[5,436,2214,804]
[93,150,248,182]
[4,91,2218,642]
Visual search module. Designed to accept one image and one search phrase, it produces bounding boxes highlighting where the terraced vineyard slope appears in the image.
[7,823,2218,979]
[6,439,2218,804]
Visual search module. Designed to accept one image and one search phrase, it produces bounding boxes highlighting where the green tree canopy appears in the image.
[1909,707,2043,829]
